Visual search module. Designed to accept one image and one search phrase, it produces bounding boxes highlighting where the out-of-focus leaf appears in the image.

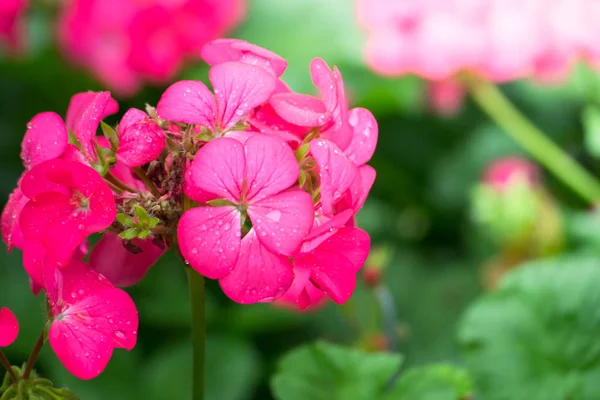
[271,340,402,400]
[384,363,473,400]
[582,106,600,158]
[459,254,600,400]
[141,337,262,400]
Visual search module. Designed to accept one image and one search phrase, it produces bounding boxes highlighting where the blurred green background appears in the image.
[3,0,600,399]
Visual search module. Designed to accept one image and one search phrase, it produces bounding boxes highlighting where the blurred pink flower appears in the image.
[427,79,465,117]
[0,0,27,52]
[483,156,540,190]
[357,0,600,83]
[58,0,245,96]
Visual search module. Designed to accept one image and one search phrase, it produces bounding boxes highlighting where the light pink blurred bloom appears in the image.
[0,0,27,52]
[58,0,245,97]
[484,156,540,190]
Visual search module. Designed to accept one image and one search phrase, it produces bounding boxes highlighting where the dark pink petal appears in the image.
[111,161,146,191]
[186,137,245,203]
[0,307,18,347]
[116,108,165,167]
[316,227,370,272]
[177,206,241,279]
[20,162,70,199]
[90,233,164,287]
[22,241,46,288]
[1,186,28,251]
[249,103,307,146]
[299,251,356,304]
[269,93,329,127]
[61,144,88,164]
[43,213,92,267]
[19,192,73,242]
[310,139,358,215]
[248,190,314,256]
[219,230,293,304]
[341,165,376,213]
[156,80,217,127]
[244,135,299,202]
[301,208,354,253]
[276,263,326,311]
[201,38,288,77]
[21,112,68,170]
[66,91,117,161]
[344,108,378,166]
[209,62,277,130]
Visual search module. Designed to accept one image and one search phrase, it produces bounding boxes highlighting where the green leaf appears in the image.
[119,228,140,240]
[583,106,600,158]
[134,205,151,225]
[271,340,402,400]
[138,229,150,239]
[100,121,119,151]
[148,217,160,228]
[384,364,472,400]
[458,254,600,400]
[116,213,134,227]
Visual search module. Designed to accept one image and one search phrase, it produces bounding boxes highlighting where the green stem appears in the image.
[22,331,44,380]
[133,167,161,198]
[466,76,600,204]
[104,172,139,194]
[0,351,17,384]
[186,267,206,400]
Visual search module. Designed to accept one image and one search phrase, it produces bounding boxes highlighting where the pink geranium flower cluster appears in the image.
[58,0,245,96]
[357,0,600,82]
[1,39,377,380]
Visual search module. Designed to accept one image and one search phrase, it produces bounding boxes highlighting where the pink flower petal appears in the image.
[244,134,299,202]
[310,139,358,215]
[301,208,354,253]
[209,61,277,130]
[177,206,241,279]
[201,38,288,77]
[297,251,356,304]
[248,190,314,256]
[46,260,138,379]
[186,137,245,203]
[116,108,165,167]
[317,227,371,272]
[0,307,18,347]
[277,263,326,310]
[340,165,376,213]
[219,230,293,304]
[22,240,47,289]
[21,112,68,170]
[1,186,28,251]
[19,192,73,242]
[269,93,329,127]
[90,233,164,287]
[66,91,117,161]
[156,80,217,127]
[344,108,378,166]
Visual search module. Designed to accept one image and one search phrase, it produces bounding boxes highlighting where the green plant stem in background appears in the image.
[466,76,600,204]
[186,267,206,400]
[0,350,18,383]
[22,331,45,380]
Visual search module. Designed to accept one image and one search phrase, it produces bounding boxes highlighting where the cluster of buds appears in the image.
[0,39,378,381]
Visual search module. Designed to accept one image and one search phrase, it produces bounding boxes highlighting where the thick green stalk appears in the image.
[186,267,206,400]
[466,77,600,204]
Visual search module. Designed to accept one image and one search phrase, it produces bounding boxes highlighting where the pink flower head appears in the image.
[156,61,277,135]
[116,108,165,167]
[201,38,288,77]
[270,58,351,149]
[484,157,539,191]
[66,91,118,162]
[45,259,138,380]
[19,159,116,266]
[90,233,164,287]
[178,135,314,303]
[0,0,27,52]
[58,0,245,96]
[0,307,19,347]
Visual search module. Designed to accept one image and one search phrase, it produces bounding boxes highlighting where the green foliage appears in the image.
[459,254,600,400]
[272,341,472,400]
[583,105,600,158]
[271,341,402,400]
[384,363,472,400]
